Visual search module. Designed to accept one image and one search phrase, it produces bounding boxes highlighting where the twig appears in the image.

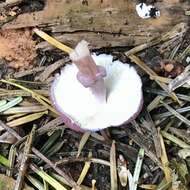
[13,66,46,78]
[0,120,21,139]
[14,127,35,190]
[125,39,161,56]
[54,157,110,167]
[0,120,78,188]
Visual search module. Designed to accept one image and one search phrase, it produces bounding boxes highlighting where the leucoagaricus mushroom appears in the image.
[33,28,143,132]
[51,40,143,132]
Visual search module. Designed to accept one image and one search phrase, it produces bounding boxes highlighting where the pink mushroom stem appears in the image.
[69,40,107,103]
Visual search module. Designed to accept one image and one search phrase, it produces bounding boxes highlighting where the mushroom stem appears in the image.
[70,40,107,103]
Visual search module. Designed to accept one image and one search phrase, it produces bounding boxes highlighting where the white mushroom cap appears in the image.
[51,54,143,131]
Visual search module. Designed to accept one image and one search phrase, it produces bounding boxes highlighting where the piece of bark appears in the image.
[2,0,189,47]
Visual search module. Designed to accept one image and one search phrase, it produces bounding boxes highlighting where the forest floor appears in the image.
[0,0,190,190]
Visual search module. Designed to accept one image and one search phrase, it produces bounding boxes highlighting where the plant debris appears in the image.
[0,1,190,190]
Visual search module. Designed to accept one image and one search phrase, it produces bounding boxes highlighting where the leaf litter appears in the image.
[0,1,190,190]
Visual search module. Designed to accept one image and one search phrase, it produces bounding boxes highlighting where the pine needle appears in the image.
[0,79,58,115]
[110,140,118,190]
[0,97,23,113]
[161,131,190,149]
[7,111,48,127]
[159,131,172,183]
[0,154,10,167]
[77,152,92,185]
[132,148,145,190]
[33,28,73,54]
[77,131,91,158]
[30,164,67,190]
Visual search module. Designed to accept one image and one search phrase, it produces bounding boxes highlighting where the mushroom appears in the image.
[51,40,143,132]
